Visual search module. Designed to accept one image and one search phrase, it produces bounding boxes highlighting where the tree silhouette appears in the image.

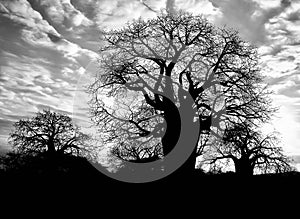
[201,121,292,175]
[89,11,273,172]
[9,109,88,157]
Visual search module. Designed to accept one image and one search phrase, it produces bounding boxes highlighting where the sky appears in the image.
[0,0,300,168]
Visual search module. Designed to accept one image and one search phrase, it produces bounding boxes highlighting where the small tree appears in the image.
[9,109,88,157]
[201,121,292,175]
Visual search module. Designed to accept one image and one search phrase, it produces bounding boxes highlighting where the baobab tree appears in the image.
[89,11,273,172]
[201,121,292,175]
[9,109,88,157]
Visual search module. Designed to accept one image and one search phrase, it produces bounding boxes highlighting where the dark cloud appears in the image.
[279,55,296,62]
[286,10,300,22]
[70,0,99,20]
[0,0,60,38]
[27,0,92,28]
[27,0,57,26]
[288,40,300,46]
[270,45,285,56]
[281,0,292,8]
[26,0,99,54]
[264,0,291,20]
[47,32,61,43]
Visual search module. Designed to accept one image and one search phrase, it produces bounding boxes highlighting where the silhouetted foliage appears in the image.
[89,10,273,173]
[201,121,293,175]
[9,109,89,157]
[0,151,100,178]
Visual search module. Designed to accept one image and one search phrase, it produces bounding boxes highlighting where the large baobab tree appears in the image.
[89,11,273,173]
[201,121,292,175]
[9,109,88,157]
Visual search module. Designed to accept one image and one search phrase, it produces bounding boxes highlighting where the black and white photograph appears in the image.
[1,0,300,190]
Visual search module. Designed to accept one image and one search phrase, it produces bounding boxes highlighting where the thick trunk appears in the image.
[161,94,200,174]
[47,139,56,156]
[178,145,198,174]
[161,98,181,156]
[234,159,254,176]
[177,113,200,173]
[177,93,200,173]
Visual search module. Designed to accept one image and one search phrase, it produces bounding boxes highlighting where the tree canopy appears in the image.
[9,109,88,156]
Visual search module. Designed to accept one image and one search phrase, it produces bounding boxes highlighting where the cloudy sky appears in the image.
[0,0,300,167]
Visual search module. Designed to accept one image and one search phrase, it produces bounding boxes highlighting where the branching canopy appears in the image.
[9,109,89,156]
[201,121,292,174]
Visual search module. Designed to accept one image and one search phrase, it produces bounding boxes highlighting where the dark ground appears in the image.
[1,153,300,195]
[1,156,299,214]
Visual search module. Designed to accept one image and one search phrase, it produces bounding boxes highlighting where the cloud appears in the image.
[0,0,60,36]
[1,0,98,64]
[168,0,220,21]
[286,7,300,22]
[35,103,73,116]
[71,0,219,29]
[91,0,160,29]
[0,51,79,123]
[56,39,98,62]
[208,0,293,44]
[270,96,300,155]
[166,0,176,14]
[19,26,98,64]
[276,75,300,98]
[70,0,99,20]
[27,0,93,28]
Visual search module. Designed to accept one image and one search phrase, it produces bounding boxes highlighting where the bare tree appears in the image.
[9,109,88,157]
[89,11,273,172]
[201,121,292,175]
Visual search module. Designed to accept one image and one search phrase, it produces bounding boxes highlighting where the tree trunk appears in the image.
[176,116,200,174]
[161,94,200,174]
[234,159,254,176]
[47,139,56,156]
[161,98,181,156]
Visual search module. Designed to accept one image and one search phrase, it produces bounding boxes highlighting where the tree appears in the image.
[9,109,88,157]
[89,11,273,172]
[201,121,292,175]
